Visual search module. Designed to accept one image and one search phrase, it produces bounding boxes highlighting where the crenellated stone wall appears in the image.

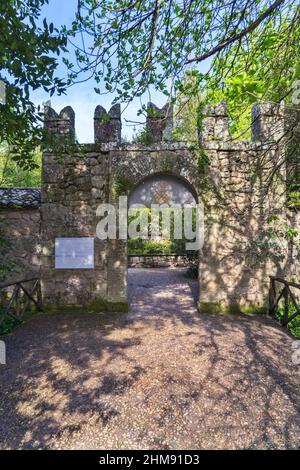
[1,99,298,314]
[40,100,299,312]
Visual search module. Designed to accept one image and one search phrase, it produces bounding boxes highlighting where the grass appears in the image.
[0,316,20,335]
[0,305,41,336]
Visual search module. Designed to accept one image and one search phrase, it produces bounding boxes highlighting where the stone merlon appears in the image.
[94,104,121,144]
[146,102,174,143]
[200,101,229,142]
[251,102,285,142]
[44,105,75,142]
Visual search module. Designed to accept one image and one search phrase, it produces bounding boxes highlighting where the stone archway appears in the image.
[107,156,201,309]
[126,172,200,310]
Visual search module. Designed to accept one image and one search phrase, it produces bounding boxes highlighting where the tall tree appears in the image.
[0,0,68,168]
[174,14,300,141]
[68,0,298,106]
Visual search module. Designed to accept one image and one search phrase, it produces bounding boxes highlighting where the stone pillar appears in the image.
[94,104,121,143]
[201,101,229,141]
[146,102,173,143]
[44,106,75,142]
[251,103,285,142]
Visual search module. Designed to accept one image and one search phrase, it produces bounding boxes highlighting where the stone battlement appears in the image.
[44,100,286,145]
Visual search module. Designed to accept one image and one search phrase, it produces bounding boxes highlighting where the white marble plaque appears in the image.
[55,238,94,269]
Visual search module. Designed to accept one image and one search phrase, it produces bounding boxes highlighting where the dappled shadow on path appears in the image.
[0,268,299,449]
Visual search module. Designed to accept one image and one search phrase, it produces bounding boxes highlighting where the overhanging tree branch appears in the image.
[185,0,286,65]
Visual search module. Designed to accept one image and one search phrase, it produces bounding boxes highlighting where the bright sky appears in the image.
[31,0,210,143]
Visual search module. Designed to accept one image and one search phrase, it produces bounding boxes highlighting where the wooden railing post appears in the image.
[269,277,276,316]
[36,280,43,312]
[15,286,20,318]
[269,276,300,330]
[0,278,43,327]
[283,285,289,326]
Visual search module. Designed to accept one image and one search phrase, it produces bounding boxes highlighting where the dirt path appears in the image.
[0,268,299,449]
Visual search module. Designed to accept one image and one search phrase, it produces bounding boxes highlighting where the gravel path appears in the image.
[0,268,299,449]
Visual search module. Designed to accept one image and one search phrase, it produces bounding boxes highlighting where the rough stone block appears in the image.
[94,104,121,143]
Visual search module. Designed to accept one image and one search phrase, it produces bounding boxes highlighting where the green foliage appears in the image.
[0,261,13,282]
[0,0,68,168]
[0,303,41,335]
[197,148,210,177]
[288,192,300,209]
[173,70,206,142]
[171,13,300,140]
[0,223,15,282]
[0,145,41,187]
[276,300,300,339]
[132,127,153,145]
[267,216,299,244]
[172,71,212,176]
[128,207,196,255]
[69,0,297,109]
[204,15,300,138]
[0,315,20,336]
[112,175,133,197]
[128,238,180,255]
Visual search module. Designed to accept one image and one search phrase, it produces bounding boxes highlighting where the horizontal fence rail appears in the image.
[0,278,43,326]
[269,276,300,327]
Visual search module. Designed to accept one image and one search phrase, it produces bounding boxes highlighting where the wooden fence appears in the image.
[0,278,43,326]
[269,276,300,327]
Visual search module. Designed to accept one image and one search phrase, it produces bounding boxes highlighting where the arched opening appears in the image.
[127,172,199,314]
[129,172,198,207]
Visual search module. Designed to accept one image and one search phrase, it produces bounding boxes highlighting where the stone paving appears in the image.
[0,268,299,449]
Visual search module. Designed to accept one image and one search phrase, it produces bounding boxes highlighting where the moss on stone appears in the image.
[44,298,128,314]
[198,301,267,315]
[88,298,128,313]
[156,159,174,174]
